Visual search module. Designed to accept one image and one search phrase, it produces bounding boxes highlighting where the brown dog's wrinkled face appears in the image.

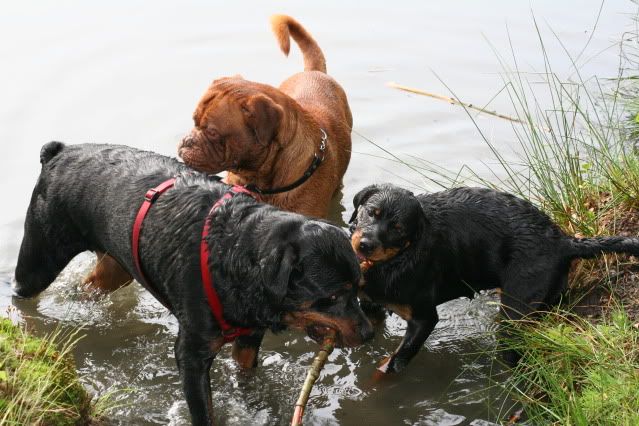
[178,76,284,174]
[349,184,424,267]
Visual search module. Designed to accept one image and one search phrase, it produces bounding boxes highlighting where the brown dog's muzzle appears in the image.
[179,132,197,150]
[178,130,226,173]
[283,311,372,347]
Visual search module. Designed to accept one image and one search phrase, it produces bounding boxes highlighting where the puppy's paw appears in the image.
[376,353,412,376]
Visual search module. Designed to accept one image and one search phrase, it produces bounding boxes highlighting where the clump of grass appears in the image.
[504,309,639,425]
[0,317,93,425]
[370,5,639,424]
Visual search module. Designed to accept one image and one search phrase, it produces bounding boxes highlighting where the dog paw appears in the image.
[377,356,398,373]
[376,354,410,375]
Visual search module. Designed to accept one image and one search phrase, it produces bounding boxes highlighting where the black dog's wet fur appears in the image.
[350,184,639,372]
[14,142,372,425]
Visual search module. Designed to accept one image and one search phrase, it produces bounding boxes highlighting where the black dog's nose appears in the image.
[359,238,374,255]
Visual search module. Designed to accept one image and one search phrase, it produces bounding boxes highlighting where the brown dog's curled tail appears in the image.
[270,14,327,73]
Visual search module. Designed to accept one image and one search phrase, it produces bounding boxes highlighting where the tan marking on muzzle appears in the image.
[351,229,362,252]
[367,247,400,262]
[352,228,402,264]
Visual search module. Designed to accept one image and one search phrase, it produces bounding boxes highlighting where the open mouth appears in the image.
[305,325,342,346]
[355,252,375,271]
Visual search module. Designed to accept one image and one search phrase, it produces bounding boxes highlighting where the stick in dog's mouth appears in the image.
[283,312,358,347]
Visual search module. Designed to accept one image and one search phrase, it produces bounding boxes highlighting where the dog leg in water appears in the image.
[83,252,133,294]
[232,329,266,368]
[377,311,438,374]
[174,329,220,426]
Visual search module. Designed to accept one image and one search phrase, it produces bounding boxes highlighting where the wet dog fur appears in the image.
[87,17,354,360]
[13,142,373,425]
[349,183,639,373]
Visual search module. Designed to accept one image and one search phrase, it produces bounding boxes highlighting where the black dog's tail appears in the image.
[40,141,65,164]
[567,236,639,259]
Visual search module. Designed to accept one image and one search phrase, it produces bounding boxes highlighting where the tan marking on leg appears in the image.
[385,303,413,321]
[232,345,259,369]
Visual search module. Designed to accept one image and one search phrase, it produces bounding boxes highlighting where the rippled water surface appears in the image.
[0,1,634,424]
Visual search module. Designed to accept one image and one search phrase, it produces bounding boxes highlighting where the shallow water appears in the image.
[0,1,634,424]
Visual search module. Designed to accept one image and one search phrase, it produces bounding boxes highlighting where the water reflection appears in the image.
[0,0,633,424]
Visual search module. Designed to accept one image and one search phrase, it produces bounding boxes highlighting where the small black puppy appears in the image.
[349,184,639,373]
[13,142,373,426]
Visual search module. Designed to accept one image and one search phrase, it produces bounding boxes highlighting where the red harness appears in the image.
[132,178,254,343]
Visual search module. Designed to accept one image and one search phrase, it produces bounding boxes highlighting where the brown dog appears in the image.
[83,16,354,363]
[178,14,353,218]
[84,15,351,289]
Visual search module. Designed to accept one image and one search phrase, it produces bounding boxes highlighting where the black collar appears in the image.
[244,129,327,196]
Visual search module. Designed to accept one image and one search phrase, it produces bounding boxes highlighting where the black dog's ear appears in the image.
[262,244,298,304]
[349,185,381,223]
[40,141,65,164]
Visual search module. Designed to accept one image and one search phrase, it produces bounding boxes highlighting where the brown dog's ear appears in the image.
[349,185,381,223]
[241,95,283,146]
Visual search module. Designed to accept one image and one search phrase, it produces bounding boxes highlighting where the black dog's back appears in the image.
[15,142,223,297]
[419,187,639,267]
[410,188,566,298]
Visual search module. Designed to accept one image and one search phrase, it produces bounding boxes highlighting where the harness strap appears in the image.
[201,185,255,342]
[132,177,177,307]
[132,178,255,343]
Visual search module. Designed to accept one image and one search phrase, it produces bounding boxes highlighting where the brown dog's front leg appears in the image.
[175,329,220,426]
[83,252,133,293]
[378,310,438,374]
[232,328,266,369]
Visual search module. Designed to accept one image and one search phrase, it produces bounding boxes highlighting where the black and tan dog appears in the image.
[349,184,639,373]
[13,142,373,425]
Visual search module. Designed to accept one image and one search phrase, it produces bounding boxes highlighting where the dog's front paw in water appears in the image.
[371,355,406,382]
[376,354,407,374]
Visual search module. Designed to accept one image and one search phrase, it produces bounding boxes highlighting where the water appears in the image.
[0,1,634,424]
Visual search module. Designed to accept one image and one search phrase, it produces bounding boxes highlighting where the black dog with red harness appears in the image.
[13,142,373,426]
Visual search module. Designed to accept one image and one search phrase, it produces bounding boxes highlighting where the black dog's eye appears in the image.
[312,292,340,311]
[367,208,381,218]
[393,223,404,232]
[313,297,334,311]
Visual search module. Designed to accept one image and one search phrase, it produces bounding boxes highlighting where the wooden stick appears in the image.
[387,81,524,124]
[291,334,336,426]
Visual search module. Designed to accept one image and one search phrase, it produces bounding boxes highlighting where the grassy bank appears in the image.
[472,12,639,425]
[0,317,93,425]
[378,6,639,424]
[505,309,639,425]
